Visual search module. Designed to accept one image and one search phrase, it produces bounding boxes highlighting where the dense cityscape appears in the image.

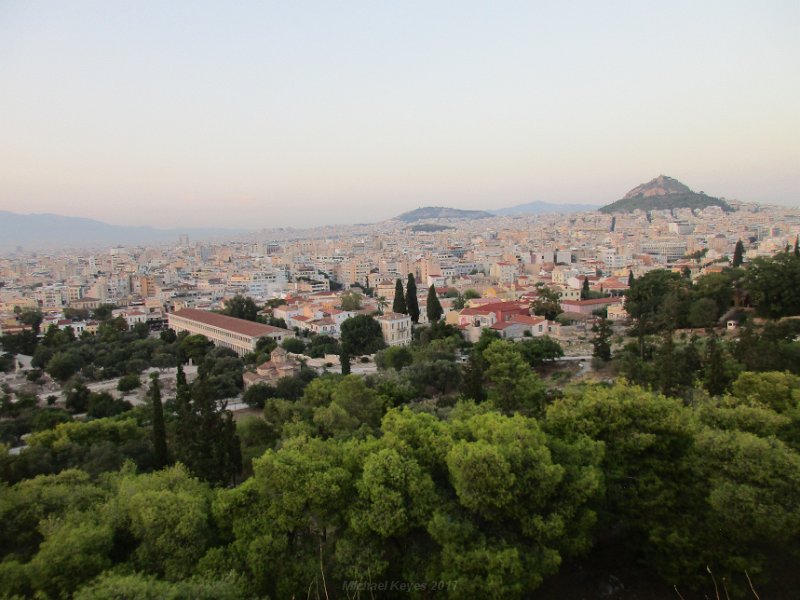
[2,178,800,598]
[2,2,799,598]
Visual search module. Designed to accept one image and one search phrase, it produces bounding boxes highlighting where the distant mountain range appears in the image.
[394,207,494,222]
[491,200,599,216]
[0,210,245,251]
[599,175,732,214]
[1,176,738,251]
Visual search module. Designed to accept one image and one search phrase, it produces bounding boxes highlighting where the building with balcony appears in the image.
[376,312,412,346]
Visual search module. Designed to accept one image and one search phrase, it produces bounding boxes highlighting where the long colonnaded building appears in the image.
[168,308,294,356]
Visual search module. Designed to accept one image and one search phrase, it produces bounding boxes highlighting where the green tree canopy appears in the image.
[687,297,719,328]
[340,291,363,311]
[340,314,386,356]
[518,336,564,367]
[214,406,601,599]
[375,345,414,371]
[743,252,800,318]
[221,294,260,321]
[280,336,306,354]
[531,286,563,321]
[483,340,547,414]
[179,334,214,364]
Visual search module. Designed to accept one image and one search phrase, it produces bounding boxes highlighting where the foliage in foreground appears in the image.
[2,372,800,598]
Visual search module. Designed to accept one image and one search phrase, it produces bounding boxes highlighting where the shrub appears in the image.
[27,369,44,383]
[117,374,141,393]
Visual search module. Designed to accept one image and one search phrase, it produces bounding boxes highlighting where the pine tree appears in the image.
[392,278,407,314]
[426,284,443,323]
[733,240,745,268]
[581,276,590,300]
[406,274,420,324]
[149,373,169,469]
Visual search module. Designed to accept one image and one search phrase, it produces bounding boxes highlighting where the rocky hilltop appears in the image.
[600,175,731,213]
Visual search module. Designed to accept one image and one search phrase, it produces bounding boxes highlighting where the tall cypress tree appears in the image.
[172,363,192,465]
[733,240,745,268]
[392,278,407,314]
[149,373,168,469]
[426,284,443,323]
[171,362,241,486]
[703,333,730,397]
[190,378,222,483]
[176,361,187,388]
[653,331,679,397]
[222,411,243,486]
[340,350,351,375]
[183,377,242,486]
[795,235,799,257]
[591,317,612,362]
[406,274,420,324]
[628,270,635,287]
[581,276,590,300]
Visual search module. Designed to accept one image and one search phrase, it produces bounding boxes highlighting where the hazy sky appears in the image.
[1,1,798,228]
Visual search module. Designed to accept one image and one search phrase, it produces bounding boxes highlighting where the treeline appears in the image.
[3,368,800,598]
[0,310,178,382]
[601,249,800,399]
[0,331,245,455]
[1,337,245,486]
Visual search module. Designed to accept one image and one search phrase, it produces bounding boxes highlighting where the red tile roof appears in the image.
[170,308,291,338]
[561,297,622,306]
[508,314,546,325]
[459,301,529,316]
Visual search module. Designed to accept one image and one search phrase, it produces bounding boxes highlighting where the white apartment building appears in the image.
[490,261,518,284]
[639,239,688,261]
[248,270,287,297]
[376,312,412,346]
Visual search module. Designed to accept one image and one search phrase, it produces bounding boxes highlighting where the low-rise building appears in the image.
[560,297,623,316]
[243,347,302,388]
[376,312,412,346]
[168,308,293,356]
